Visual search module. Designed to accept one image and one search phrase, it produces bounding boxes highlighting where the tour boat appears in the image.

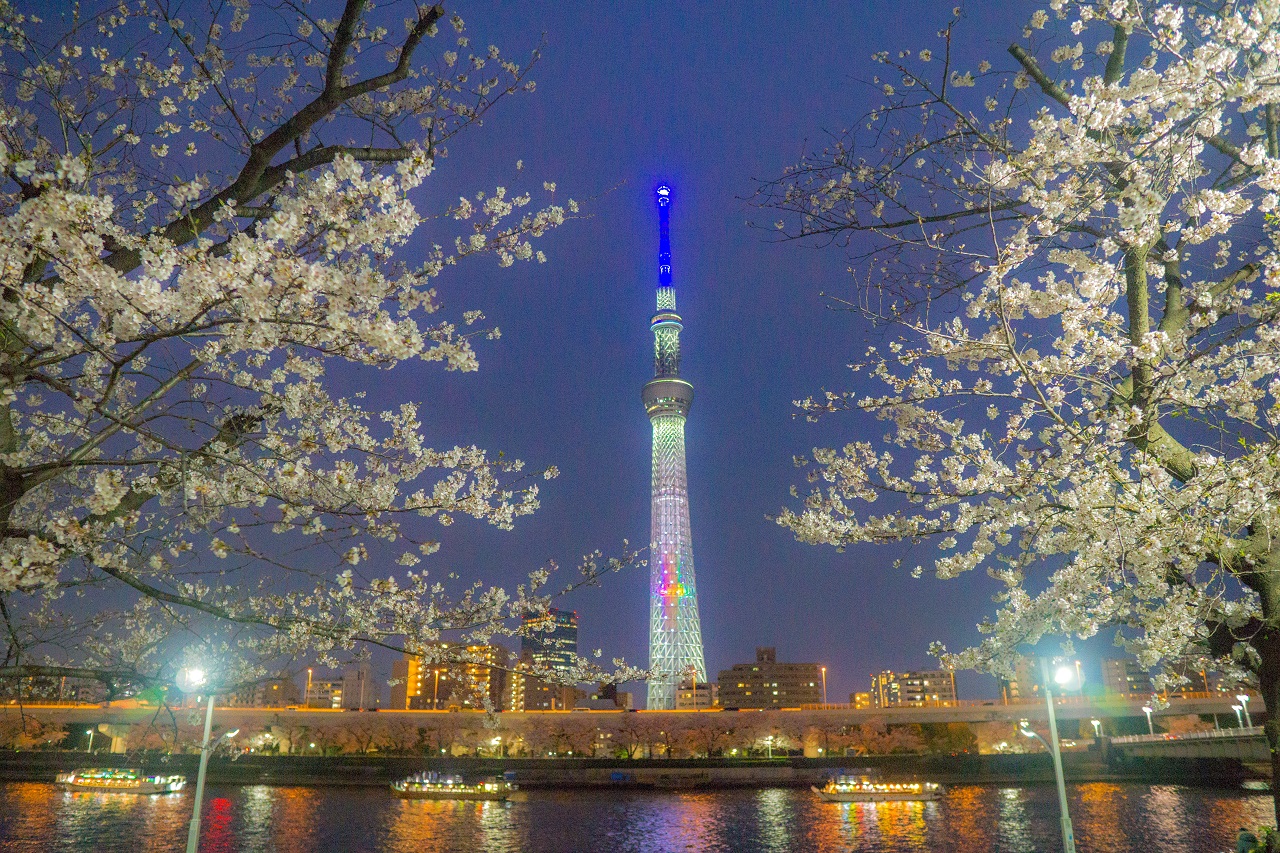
[55,767,187,795]
[390,772,517,801]
[812,774,942,803]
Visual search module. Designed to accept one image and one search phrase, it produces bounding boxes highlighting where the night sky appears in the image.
[333,1,1071,702]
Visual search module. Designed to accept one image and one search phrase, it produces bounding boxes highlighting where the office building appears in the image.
[390,644,515,711]
[1102,657,1153,697]
[341,662,377,710]
[716,647,821,709]
[676,680,717,709]
[870,669,958,708]
[521,609,579,678]
[305,678,343,709]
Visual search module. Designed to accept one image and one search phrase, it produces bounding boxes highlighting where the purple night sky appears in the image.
[326,1,1082,701]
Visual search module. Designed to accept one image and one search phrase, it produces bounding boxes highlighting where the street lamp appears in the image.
[491,736,502,758]
[1090,719,1101,739]
[433,668,443,710]
[1237,694,1253,727]
[176,667,215,853]
[765,735,774,759]
[821,667,828,706]
[1141,705,1154,735]
[1030,658,1080,853]
[85,728,95,753]
[1232,704,1244,727]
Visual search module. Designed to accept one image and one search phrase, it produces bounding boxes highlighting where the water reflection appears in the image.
[996,786,1035,852]
[946,785,997,850]
[754,788,793,852]
[384,796,517,853]
[1141,785,1192,851]
[266,786,321,853]
[1075,782,1127,851]
[0,781,1271,852]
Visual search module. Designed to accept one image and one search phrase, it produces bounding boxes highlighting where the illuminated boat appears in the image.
[55,767,186,795]
[812,774,941,803]
[390,772,517,801]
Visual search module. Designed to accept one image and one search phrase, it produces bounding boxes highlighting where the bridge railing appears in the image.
[1109,726,1264,745]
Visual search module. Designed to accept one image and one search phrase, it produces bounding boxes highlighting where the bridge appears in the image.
[796,692,1263,726]
[1,692,1264,755]
[1106,726,1270,762]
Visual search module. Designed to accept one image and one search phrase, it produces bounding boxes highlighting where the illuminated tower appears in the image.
[643,184,706,710]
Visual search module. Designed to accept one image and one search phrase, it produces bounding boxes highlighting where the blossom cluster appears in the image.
[0,0,600,693]
[768,0,1280,689]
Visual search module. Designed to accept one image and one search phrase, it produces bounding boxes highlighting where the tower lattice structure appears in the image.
[643,184,706,710]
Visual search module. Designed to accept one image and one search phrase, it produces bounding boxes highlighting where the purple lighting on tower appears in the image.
[641,183,706,709]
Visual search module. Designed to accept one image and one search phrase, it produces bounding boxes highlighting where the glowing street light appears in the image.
[433,668,445,710]
[765,735,774,759]
[85,728,95,753]
[1141,705,1154,735]
[821,666,828,706]
[1090,719,1101,739]
[1030,658,1080,853]
[176,666,214,853]
[1232,704,1244,727]
[1237,694,1253,727]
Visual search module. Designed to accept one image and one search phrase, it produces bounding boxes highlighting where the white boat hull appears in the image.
[56,769,185,795]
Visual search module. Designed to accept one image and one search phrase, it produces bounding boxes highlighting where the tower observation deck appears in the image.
[643,184,706,710]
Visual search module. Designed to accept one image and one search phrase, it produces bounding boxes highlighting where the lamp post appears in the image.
[85,728,95,753]
[1090,719,1101,739]
[765,735,774,759]
[1024,658,1079,853]
[433,669,442,710]
[821,666,828,706]
[177,667,215,853]
[1232,704,1244,727]
[1236,694,1253,728]
[1141,705,1154,735]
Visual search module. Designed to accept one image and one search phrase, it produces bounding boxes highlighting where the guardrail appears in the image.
[800,692,1259,712]
[1109,726,1264,745]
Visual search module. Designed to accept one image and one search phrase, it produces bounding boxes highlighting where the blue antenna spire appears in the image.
[655,184,672,287]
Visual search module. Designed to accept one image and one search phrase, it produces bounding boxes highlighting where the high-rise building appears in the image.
[716,647,821,709]
[870,669,958,708]
[644,184,707,709]
[521,609,579,678]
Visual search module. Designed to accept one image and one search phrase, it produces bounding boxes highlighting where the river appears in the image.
[0,781,1271,852]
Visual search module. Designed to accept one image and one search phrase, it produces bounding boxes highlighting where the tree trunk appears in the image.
[1256,632,1280,826]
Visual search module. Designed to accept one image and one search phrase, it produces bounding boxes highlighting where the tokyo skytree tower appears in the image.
[642,184,706,710]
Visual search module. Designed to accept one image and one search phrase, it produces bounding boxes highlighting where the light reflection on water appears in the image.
[996,786,1036,853]
[0,781,1269,852]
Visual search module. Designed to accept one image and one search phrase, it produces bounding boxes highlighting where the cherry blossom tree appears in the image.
[0,0,636,700]
[758,0,1280,798]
